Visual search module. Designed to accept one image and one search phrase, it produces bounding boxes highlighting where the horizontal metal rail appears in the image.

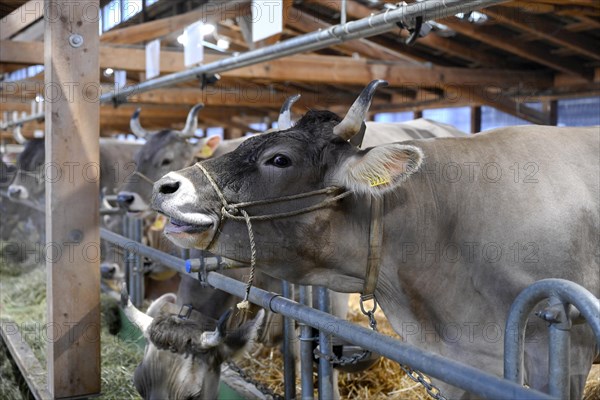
[207,271,556,400]
[99,227,247,274]
[0,0,508,129]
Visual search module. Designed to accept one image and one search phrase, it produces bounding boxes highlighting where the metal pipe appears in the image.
[298,285,315,400]
[340,0,347,25]
[548,296,570,399]
[316,287,334,400]
[0,0,508,129]
[504,279,600,386]
[130,217,144,307]
[99,227,246,274]
[207,272,555,400]
[282,280,297,400]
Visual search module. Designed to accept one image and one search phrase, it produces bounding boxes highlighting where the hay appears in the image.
[0,254,143,399]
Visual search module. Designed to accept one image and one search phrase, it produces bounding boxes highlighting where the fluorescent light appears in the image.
[202,23,215,36]
[104,67,114,76]
[216,38,230,49]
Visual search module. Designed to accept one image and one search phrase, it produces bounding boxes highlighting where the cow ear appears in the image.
[195,136,221,159]
[337,144,423,194]
[220,309,264,359]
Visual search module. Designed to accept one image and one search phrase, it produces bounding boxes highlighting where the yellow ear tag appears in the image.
[198,145,214,159]
[369,175,390,187]
[151,214,167,231]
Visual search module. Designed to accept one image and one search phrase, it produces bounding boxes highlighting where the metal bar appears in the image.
[207,272,555,400]
[129,217,144,307]
[282,280,297,400]
[548,297,570,399]
[298,285,315,400]
[316,287,334,400]
[504,279,600,385]
[0,0,509,129]
[100,227,246,274]
[0,190,45,213]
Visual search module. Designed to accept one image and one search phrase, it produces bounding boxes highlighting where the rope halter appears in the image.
[194,162,352,309]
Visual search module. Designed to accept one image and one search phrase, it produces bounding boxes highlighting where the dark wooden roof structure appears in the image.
[1,0,599,139]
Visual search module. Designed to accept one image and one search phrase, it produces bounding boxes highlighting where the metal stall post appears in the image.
[122,215,144,307]
[316,287,334,400]
[547,296,571,399]
[282,281,297,399]
[299,285,315,400]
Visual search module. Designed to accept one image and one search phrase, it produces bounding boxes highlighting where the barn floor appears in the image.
[0,244,598,400]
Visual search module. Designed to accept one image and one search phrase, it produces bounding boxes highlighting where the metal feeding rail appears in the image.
[0,0,510,129]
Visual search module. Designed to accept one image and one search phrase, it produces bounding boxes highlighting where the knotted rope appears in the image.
[195,162,351,310]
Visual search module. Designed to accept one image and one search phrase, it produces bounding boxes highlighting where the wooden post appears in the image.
[413,110,423,119]
[45,1,101,397]
[543,100,558,126]
[471,106,482,134]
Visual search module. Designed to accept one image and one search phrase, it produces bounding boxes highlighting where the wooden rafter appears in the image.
[1,40,554,88]
[483,6,600,61]
[0,0,43,40]
[441,17,593,79]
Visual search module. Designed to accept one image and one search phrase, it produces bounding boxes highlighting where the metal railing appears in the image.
[504,279,600,399]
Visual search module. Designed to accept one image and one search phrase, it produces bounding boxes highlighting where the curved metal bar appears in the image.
[504,278,600,385]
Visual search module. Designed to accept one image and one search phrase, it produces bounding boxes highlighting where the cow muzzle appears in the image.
[7,184,28,200]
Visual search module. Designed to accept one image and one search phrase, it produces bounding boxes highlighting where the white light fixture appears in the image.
[216,38,230,49]
[177,33,187,45]
[104,67,114,76]
[35,95,44,103]
[202,23,215,36]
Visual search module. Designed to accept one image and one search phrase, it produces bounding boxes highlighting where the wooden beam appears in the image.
[0,0,44,40]
[0,40,554,88]
[441,17,593,79]
[484,7,600,61]
[45,2,101,396]
[462,85,551,125]
[100,1,250,45]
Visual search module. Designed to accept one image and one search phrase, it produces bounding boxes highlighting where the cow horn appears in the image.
[178,103,204,138]
[130,108,150,138]
[277,94,301,130]
[333,80,388,141]
[120,283,153,333]
[13,125,27,144]
[200,308,232,348]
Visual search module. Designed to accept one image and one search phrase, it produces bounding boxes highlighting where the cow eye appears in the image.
[269,155,291,168]
[161,158,172,166]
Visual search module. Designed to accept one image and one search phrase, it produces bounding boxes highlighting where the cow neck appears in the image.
[194,162,385,307]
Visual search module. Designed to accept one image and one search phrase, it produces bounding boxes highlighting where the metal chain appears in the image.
[226,361,285,400]
[359,296,447,400]
[398,363,447,400]
[312,347,373,366]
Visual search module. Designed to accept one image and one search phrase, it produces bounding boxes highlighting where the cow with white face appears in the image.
[121,285,264,400]
[152,80,599,399]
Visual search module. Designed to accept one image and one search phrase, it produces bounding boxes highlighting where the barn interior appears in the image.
[0,1,599,400]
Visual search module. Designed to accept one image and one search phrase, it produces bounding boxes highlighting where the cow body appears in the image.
[153,97,599,399]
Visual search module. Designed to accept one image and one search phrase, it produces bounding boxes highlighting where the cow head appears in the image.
[8,133,45,202]
[151,81,423,285]
[121,286,264,400]
[117,104,222,213]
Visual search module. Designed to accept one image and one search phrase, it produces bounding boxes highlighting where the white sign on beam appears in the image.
[183,21,205,67]
[146,39,161,80]
[251,0,283,42]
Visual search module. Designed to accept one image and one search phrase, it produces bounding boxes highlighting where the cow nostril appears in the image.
[8,187,20,197]
[159,181,180,195]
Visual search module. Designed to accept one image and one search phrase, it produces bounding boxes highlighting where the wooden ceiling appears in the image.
[1,0,599,139]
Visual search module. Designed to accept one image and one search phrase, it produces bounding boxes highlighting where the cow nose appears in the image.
[7,186,20,198]
[158,180,180,195]
[116,193,134,208]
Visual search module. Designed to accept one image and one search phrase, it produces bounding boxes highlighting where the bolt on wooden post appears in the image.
[44,0,101,397]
